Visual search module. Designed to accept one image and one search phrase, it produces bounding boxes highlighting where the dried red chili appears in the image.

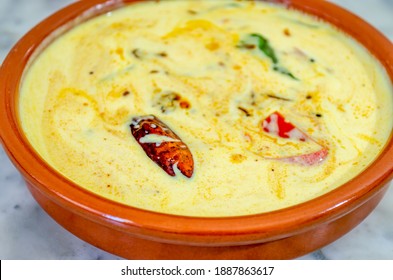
[130,115,194,178]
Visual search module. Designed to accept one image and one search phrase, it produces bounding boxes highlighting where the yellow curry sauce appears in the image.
[19,0,393,216]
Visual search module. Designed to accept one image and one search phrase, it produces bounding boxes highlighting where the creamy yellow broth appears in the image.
[19,0,393,216]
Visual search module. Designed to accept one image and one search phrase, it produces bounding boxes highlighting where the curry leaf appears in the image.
[238,33,298,81]
[273,65,299,80]
[249,33,278,64]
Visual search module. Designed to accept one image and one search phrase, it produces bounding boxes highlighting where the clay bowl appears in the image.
[0,0,392,260]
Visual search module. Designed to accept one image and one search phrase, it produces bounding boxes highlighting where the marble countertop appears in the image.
[0,0,392,260]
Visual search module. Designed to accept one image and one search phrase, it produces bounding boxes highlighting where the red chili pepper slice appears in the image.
[262,111,328,165]
[262,111,307,141]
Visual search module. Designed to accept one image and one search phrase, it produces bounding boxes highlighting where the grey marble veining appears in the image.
[0,0,392,260]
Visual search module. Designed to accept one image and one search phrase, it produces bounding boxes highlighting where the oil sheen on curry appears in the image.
[19,0,393,217]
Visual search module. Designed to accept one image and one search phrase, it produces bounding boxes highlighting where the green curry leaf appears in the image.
[249,33,278,64]
[273,66,299,81]
[238,33,298,81]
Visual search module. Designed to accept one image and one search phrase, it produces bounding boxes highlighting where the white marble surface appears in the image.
[0,0,392,260]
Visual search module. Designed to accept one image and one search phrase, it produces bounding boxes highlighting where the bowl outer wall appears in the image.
[0,0,393,246]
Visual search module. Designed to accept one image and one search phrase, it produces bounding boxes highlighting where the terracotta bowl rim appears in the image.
[0,0,392,243]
